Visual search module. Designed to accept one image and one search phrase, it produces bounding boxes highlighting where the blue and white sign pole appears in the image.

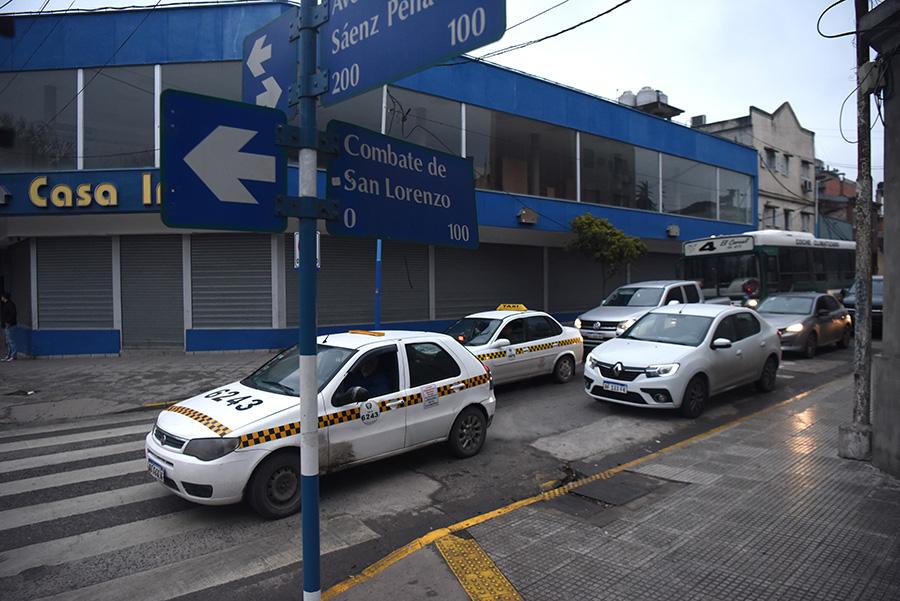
[297,2,320,599]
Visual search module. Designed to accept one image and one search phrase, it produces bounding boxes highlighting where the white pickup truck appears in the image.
[575,280,706,349]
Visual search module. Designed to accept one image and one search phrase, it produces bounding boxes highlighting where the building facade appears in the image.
[0,4,757,356]
[696,103,815,233]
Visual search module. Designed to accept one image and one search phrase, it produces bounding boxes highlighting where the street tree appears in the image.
[568,213,648,295]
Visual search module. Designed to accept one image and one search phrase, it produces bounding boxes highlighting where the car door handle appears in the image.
[450,383,466,392]
[386,399,404,408]
[759,341,766,347]
[736,350,743,357]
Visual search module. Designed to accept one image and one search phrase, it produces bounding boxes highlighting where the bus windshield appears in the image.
[683,253,759,299]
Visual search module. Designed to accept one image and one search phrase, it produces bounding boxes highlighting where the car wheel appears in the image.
[803,332,817,359]
[756,356,778,392]
[448,406,487,458]
[553,355,576,383]
[679,376,708,418]
[247,451,301,519]
[837,327,851,349]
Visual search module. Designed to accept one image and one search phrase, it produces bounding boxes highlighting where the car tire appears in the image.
[448,406,487,458]
[247,451,301,519]
[803,332,818,359]
[756,356,778,392]
[837,327,851,349]
[553,355,576,384]
[679,376,708,419]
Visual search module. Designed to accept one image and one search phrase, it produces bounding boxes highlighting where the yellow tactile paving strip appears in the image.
[434,534,522,601]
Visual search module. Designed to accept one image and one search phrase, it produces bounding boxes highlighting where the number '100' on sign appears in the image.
[325,121,478,250]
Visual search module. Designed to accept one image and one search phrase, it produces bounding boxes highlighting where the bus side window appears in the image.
[812,250,826,281]
[765,255,779,292]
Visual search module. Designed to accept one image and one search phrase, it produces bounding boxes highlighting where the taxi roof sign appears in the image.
[347,330,386,337]
[496,304,528,311]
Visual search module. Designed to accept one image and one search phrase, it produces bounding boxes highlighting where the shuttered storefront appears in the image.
[548,248,626,314]
[120,235,183,348]
[630,252,678,283]
[192,234,272,328]
[37,237,113,328]
[381,241,429,323]
[3,240,32,327]
[435,243,542,319]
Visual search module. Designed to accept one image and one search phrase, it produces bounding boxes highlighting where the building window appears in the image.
[718,169,753,224]
[386,87,461,155]
[779,154,790,176]
[764,148,777,171]
[83,66,155,169]
[661,155,717,219]
[162,61,242,100]
[580,133,659,211]
[765,206,777,228]
[0,69,77,171]
[466,105,577,200]
[316,87,383,168]
[801,213,812,232]
[784,209,793,231]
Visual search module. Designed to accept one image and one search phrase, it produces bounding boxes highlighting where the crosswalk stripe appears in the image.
[0,414,155,442]
[32,519,379,601]
[0,459,148,496]
[0,507,248,578]
[0,440,146,474]
[0,424,152,454]
[0,483,169,530]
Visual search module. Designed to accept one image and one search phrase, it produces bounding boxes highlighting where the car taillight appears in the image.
[483,363,493,390]
[742,279,760,296]
[776,330,782,339]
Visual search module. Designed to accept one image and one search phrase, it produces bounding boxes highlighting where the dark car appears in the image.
[842,276,884,333]
[756,292,852,358]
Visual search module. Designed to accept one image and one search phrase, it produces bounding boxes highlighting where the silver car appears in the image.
[756,293,852,358]
[584,304,781,418]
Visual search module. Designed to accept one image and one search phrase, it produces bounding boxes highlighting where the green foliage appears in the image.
[567,213,648,279]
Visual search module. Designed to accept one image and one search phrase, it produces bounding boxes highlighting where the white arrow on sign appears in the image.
[184,126,276,205]
[247,35,272,78]
[256,76,282,108]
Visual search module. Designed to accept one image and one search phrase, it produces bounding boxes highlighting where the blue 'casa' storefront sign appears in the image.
[0,170,162,215]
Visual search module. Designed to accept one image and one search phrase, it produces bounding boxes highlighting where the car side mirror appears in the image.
[333,386,370,407]
[667,299,681,306]
[711,338,733,349]
[491,338,510,349]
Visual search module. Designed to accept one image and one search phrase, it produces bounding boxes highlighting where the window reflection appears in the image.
[84,66,155,168]
[385,87,461,155]
[662,155,717,219]
[162,61,241,100]
[581,133,659,211]
[719,169,753,224]
[316,87,382,168]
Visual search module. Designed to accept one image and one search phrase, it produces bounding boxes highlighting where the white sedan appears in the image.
[584,304,780,417]
[444,305,583,385]
[146,330,495,518]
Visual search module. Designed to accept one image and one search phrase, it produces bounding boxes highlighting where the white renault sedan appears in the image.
[444,305,583,385]
[146,330,495,518]
[584,304,780,417]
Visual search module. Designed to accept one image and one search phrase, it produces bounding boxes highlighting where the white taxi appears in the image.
[145,330,495,518]
[445,305,583,385]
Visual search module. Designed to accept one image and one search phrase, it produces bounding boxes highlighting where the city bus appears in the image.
[681,230,856,305]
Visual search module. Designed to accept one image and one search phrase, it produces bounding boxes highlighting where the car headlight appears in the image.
[645,363,679,377]
[746,298,759,309]
[786,323,804,333]
[618,318,636,332]
[574,318,582,329]
[182,437,240,461]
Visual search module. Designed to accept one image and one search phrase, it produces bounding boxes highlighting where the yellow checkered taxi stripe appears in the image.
[476,337,582,361]
[236,373,491,448]
[165,405,232,436]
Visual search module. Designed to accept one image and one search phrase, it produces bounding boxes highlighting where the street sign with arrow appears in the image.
[241,8,297,113]
[160,90,287,233]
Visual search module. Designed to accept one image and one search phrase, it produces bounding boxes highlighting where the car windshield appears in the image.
[603,287,664,307]
[757,296,813,315]
[242,344,355,395]
[622,313,713,347]
[445,318,502,346]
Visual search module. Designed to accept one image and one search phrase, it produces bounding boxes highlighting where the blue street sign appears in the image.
[161,90,287,233]
[325,121,478,249]
[242,8,298,114]
[320,0,506,106]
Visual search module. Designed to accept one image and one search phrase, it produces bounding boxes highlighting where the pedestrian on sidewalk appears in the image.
[1,291,18,361]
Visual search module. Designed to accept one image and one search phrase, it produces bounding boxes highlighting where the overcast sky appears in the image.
[4,0,884,184]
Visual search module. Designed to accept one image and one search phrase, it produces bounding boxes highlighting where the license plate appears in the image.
[148,458,166,482]
[602,380,627,394]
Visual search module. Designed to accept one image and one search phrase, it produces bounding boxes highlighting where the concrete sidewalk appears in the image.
[0,350,277,425]
[331,376,900,601]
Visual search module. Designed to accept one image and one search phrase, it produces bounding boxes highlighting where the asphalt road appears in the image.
[0,344,862,601]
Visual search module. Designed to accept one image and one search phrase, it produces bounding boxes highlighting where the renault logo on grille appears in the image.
[612,362,624,377]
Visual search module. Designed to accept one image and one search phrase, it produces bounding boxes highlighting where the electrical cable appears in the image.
[0,0,64,99]
[505,0,574,32]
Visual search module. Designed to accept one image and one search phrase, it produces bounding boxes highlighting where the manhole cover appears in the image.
[572,471,663,506]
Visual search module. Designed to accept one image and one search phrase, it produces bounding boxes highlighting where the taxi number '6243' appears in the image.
[204,389,263,411]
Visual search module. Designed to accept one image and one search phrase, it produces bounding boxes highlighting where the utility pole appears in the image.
[839,0,874,461]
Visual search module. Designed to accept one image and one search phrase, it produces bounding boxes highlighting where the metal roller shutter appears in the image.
[6,241,32,327]
[548,248,627,313]
[435,243,542,319]
[630,252,678,283]
[120,235,183,348]
[37,237,113,328]
[285,235,375,327]
[381,241,429,323]
[192,234,272,328]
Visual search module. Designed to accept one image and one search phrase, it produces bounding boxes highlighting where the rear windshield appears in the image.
[623,313,713,347]
[445,318,502,346]
[757,296,813,315]
[603,287,664,307]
